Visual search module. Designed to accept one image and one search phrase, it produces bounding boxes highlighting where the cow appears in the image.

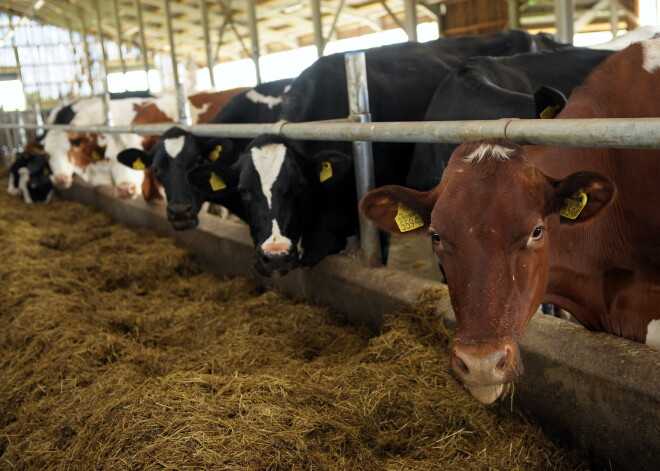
[7,149,54,203]
[406,46,614,191]
[359,38,660,404]
[42,95,149,189]
[116,78,293,229]
[186,30,568,277]
[103,87,249,199]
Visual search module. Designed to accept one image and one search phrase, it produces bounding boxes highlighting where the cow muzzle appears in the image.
[167,203,199,230]
[53,174,73,189]
[450,339,521,404]
[253,248,300,277]
[115,182,138,199]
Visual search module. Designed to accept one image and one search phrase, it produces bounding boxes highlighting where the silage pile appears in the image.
[0,170,583,470]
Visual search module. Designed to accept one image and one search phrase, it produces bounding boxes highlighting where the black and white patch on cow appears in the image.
[8,151,54,203]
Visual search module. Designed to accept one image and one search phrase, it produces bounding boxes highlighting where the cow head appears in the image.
[8,151,54,203]
[360,138,614,404]
[118,127,234,230]
[188,134,352,277]
[42,129,76,188]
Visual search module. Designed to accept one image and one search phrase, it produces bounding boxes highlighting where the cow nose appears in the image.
[451,341,519,404]
[53,174,72,188]
[257,250,299,276]
[167,203,193,218]
[116,182,137,199]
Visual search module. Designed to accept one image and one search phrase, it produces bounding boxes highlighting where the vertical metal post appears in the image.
[247,0,262,84]
[79,10,95,94]
[610,0,619,37]
[95,0,112,125]
[554,0,574,44]
[136,0,151,89]
[508,0,520,30]
[199,0,216,89]
[112,0,128,81]
[164,0,191,124]
[11,24,27,148]
[404,0,418,41]
[311,0,324,57]
[345,52,382,268]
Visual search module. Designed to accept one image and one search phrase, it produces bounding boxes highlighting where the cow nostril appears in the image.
[455,357,469,374]
[496,354,507,371]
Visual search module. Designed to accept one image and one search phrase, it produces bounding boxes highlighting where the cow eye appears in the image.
[531,226,544,240]
[431,232,441,243]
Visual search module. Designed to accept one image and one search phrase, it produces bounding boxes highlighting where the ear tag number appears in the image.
[394,203,424,233]
[319,161,333,182]
[540,105,560,119]
[209,145,223,161]
[560,189,588,220]
[209,172,227,191]
[132,158,146,170]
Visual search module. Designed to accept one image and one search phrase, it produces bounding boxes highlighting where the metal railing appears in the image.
[2,117,660,148]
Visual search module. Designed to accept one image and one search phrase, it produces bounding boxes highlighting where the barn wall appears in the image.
[442,0,509,35]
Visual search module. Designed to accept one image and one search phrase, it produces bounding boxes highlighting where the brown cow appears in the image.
[105,87,249,199]
[360,38,660,404]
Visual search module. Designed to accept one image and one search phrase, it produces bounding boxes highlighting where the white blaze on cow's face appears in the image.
[43,130,75,187]
[164,135,186,159]
[646,319,660,349]
[641,37,660,73]
[250,143,287,209]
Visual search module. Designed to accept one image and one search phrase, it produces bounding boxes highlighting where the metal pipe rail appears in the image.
[2,117,660,149]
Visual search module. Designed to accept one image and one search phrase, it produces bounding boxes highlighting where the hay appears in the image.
[0,169,584,470]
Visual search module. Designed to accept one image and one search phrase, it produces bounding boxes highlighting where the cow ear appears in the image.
[187,163,238,198]
[551,171,614,224]
[360,185,438,235]
[117,148,152,171]
[198,137,234,162]
[312,150,352,185]
[534,85,567,119]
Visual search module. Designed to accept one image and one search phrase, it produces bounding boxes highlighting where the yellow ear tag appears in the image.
[209,145,223,162]
[43,168,50,175]
[319,161,333,182]
[540,105,560,119]
[209,171,227,192]
[91,150,102,161]
[132,158,146,170]
[559,189,588,220]
[394,203,424,233]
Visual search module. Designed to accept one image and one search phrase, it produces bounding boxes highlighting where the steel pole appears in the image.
[311,0,324,57]
[79,10,95,94]
[554,0,574,43]
[199,0,216,89]
[610,0,619,37]
[11,26,27,148]
[135,0,151,89]
[112,0,128,80]
[247,0,262,84]
[508,0,520,30]
[164,0,191,125]
[345,52,382,268]
[94,0,112,125]
[404,0,418,41]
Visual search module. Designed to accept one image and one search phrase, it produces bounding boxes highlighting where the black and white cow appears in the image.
[405,46,614,191]
[7,150,54,203]
[116,78,293,230]
[187,30,568,277]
